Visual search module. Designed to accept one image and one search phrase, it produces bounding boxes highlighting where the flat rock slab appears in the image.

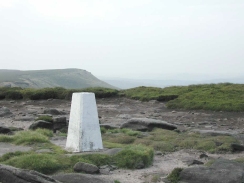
[192,129,237,136]
[120,118,177,131]
[52,173,114,183]
[0,142,32,156]
[0,107,12,117]
[179,159,244,183]
[0,164,61,183]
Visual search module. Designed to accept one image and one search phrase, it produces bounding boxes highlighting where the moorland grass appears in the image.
[103,128,239,154]
[0,127,240,175]
[113,145,154,169]
[166,83,244,111]
[0,129,154,174]
[3,153,68,174]
[122,86,180,102]
[106,128,141,136]
[1,83,243,111]
[0,130,49,145]
[0,87,118,100]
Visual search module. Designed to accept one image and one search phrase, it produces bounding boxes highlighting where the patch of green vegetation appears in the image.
[103,128,238,154]
[114,180,121,183]
[167,168,183,183]
[0,87,23,100]
[149,129,237,153]
[103,141,126,148]
[167,83,244,111]
[234,157,244,165]
[113,145,154,169]
[12,131,50,145]
[0,151,31,162]
[0,144,153,174]
[103,134,136,144]
[1,83,244,111]
[35,129,54,137]
[0,130,52,145]
[105,128,141,137]
[70,154,112,167]
[0,87,118,100]
[100,126,107,134]
[2,153,67,174]
[35,116,53,123]
[151,174,160,182]
[205,159,216,167]
[122,86,180,102]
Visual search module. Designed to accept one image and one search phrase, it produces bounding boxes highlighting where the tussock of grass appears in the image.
[113,145,154,169]
[0,129,54,146]
[167,168,183,183]
[0,131,49,145]
[35,128,54,137]
[13,131,50,145]
[3,153,66,174]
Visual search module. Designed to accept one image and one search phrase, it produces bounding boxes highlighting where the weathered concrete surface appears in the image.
[66,93,103,152]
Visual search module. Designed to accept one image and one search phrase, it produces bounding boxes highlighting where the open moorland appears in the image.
[0,83,244,183]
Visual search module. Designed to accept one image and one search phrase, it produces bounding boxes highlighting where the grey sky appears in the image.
[0,0,243,80]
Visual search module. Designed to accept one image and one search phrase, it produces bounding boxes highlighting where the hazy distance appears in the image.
[1,0,244,84]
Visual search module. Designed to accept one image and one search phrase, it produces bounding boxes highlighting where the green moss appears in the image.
[167,168,183,183]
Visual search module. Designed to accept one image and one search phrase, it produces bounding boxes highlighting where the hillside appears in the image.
[0,69,115,89]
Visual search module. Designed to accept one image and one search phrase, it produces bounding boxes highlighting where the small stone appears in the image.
[74,162,99,174]
[186,159,204,166]
[155,151,163,155]
[231,144,244,152]
[200,154,208,159]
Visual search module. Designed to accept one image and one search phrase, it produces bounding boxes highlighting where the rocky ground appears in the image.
[1,97,244,183]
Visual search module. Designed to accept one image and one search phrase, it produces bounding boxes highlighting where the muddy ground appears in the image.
[1,97,244,182]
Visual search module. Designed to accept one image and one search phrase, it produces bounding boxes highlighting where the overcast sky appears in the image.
[0,0,243,80]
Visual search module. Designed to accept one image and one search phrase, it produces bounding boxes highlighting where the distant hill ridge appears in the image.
[0,69,115,89]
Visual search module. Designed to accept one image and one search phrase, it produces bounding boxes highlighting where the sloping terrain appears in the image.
[0,69,115,89]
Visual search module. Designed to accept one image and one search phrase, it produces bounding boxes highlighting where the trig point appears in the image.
[66,92,103,152]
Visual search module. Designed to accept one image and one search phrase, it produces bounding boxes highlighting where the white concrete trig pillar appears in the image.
[66,92,103,152]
